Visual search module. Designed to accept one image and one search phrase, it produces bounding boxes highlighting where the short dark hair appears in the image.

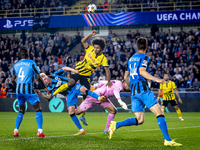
[20,48,28,58]
[136,37,147,51]
[91,38,106,50]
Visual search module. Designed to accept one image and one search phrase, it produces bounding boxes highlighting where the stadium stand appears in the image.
[0,26,200,92]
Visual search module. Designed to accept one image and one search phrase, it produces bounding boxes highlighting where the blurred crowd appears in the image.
[0,0,78,17]
[1,0,200,17]
[0,27,200,93]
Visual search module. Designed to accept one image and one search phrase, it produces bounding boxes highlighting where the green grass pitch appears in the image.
[0,112,199,150]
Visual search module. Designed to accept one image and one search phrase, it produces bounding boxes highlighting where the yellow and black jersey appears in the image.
[75,46,109,76]
[160,80,176,101]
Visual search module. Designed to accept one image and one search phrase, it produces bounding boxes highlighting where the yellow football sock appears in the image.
[53,83,69,95]
[81,99,86,116]
[176,109,182,118]
[161,109,164,112]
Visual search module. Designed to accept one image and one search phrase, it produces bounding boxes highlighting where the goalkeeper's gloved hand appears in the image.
[118,99,128,110]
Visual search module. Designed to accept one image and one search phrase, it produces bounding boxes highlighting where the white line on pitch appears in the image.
[0,126,199,142]
[0,116,200,119]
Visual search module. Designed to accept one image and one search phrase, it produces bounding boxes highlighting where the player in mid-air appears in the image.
[108,37,182,146]
[36,67,105,135]
[157,74,184,121]
[52,30,112,125]
[75,80,129,134]
[12,48,49,137]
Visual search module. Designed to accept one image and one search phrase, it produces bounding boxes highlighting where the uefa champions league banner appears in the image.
[0,10,200,30]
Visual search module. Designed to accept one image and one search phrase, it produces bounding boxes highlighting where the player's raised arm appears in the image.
[81,30,97,49]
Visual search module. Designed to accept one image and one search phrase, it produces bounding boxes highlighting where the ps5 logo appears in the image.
[3,19,33,29]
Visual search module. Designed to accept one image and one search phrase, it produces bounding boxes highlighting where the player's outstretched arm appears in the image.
[36,74,50,94]
[35,89,52,101]
[139,67,164,84]
[81,30,97,49]
[62,67,79,74]
[113,90,128,110]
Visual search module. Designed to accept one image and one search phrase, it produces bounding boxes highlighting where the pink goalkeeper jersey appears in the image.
[96,80,123,99]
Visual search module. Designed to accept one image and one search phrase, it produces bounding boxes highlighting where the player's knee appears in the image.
[19,110,25,115]
[137,118,144,125]
[36,109,42,113]
[110,108,117,114]
[68,79,75,88]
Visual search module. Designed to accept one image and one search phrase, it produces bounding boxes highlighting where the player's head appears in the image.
[164,74,170,81]
[40,73,51,85]
[136,37,147,52]
[1,82,5,87]
[20,48,28,59]
[91,38,106,54]
[122,80,130,91]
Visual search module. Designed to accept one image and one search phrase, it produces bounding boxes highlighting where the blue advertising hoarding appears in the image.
[0,17,33,30]
[0,10,200,30]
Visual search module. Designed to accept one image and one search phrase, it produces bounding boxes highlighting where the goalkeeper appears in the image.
[75,80,129,134]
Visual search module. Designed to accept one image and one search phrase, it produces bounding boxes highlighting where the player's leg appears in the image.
[149,103,182,146]
[172,100,183,121]
[53,75,77,95]
[13,95,26,137]
[80,86,105,101]
[143,91,181,146]
[68,105,85,135]
[104,102,117,133]
[161,100,168,112]
[80,75,91,118]
[108,96,143,139]
[33,102,45,137]
[67,86,85,135]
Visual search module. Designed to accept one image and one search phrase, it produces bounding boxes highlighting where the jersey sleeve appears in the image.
[47,87,53,94]
[32,62,40,74]
[102,56,109,67]
[85,45,94,52]
[172,81,177,89]
[54,69,64,75]
[139,56,150,69]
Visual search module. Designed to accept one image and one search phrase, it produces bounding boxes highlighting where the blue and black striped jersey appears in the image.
[127,53,150,96]
[13,59,40,94]
[47,69,71,96]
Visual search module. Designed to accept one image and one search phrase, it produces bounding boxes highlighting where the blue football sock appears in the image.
[15,112,24,129]
[71,114,82,130]
[88,90,99,99]
[116,118,137,129]
[36,111,43,129]
[157,115,171,141]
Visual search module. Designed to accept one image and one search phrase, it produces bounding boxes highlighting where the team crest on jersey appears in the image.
[142,60,147,67]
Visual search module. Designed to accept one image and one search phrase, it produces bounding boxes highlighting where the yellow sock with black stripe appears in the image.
[176,109,182,118]
[53,83,69,95]
[81,99,86,116]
